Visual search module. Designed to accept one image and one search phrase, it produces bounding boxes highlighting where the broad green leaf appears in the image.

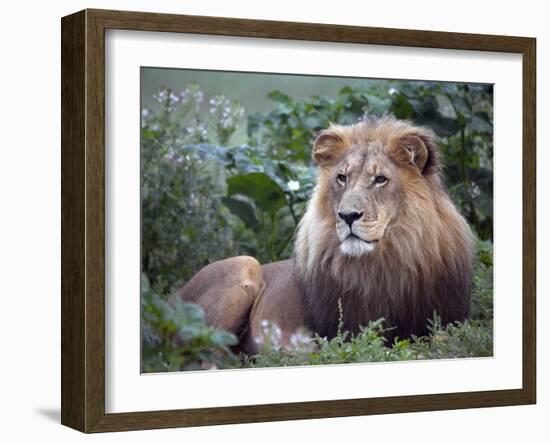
[268,90,294,105]
[470,112,493,134]
[221,196,260,231]
[227,172,286,215]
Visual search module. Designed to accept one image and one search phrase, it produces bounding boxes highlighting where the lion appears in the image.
[171,116,474,353]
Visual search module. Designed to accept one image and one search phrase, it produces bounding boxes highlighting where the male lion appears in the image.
[171,116,474,353]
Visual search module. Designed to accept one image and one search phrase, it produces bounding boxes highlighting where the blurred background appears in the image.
[140,68,494,372]
[141,68,400,141]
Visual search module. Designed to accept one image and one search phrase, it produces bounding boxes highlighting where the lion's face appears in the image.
[312,120,432,258]
[330,142,402,256]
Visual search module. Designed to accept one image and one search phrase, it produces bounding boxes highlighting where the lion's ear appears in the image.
[391,133,440,175]
[313,129,346,167]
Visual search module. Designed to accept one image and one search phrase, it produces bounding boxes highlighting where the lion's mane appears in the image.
[294,117,474,340]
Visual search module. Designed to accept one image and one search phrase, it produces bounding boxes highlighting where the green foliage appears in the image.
[470,239,494,322]
[227,172,286,214]
[236,317,492,369]
[248,86,392,162]
[141,86,238,294]
[141,274,238,372]
[221,144,315,261]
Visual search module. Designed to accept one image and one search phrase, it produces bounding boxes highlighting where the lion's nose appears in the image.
[338,210,363,227]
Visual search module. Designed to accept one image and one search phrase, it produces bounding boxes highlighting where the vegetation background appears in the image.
[140,68,494,373]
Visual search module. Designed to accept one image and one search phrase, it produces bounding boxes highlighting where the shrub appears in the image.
[141,274,238,372]
[141,86,239,294]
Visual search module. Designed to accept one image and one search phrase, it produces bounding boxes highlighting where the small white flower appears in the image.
[287,180,300,191]
[153,89,169,103]
[273,325,282,341]
[290,332,309,348]
[194,90,204,103]
[388,87,398,96]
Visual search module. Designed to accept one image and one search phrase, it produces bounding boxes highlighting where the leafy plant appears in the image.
[247,85,392,162]
[141,87,240,294]
[142,274,238,372]
[221,151,315,261]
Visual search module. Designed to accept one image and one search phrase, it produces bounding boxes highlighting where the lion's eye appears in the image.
[337,174,347,184]
[374,175,388,184]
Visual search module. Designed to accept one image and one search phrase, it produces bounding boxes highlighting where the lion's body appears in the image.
[171,257,304,353]
[171,117,474,353]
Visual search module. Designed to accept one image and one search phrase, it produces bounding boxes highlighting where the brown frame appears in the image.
[61,8,536,433]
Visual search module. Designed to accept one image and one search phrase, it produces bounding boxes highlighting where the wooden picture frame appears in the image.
[61,8,536,433]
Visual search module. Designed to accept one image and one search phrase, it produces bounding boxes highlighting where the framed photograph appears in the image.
[61,9,536,433]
